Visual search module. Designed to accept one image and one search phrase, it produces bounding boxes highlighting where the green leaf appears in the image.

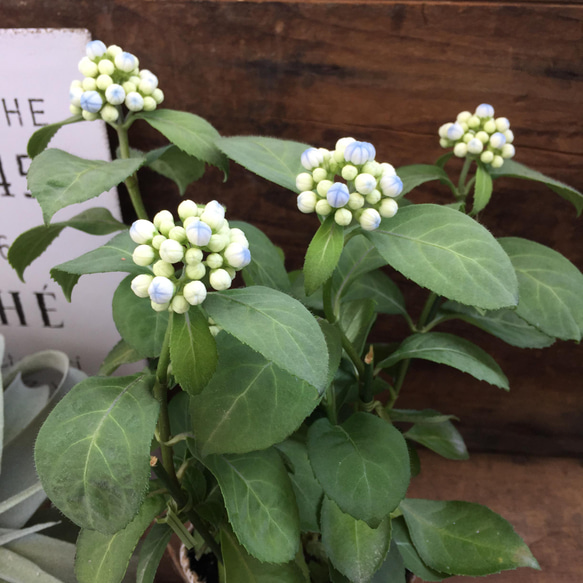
[308,413,410,526]
[366,204,518,310]
[136,523,173,583]
[319,319,343,391]
[34,374,159,533]
[28,149,145,223]
[205,448,300,563]
[216,136,309,192]
[170,309,217,396]
[204,287,329,391]
[147,145,205,195]
[370,541,407,583]
[0,548,65,583]
[304,216,344,296]
[321,497,391,583]
[405,420,468,460]
[435,153,453,169]
[220,525,307,583]
[396,164,455,196]
[377,332,509,390]
[290,271,324,311]
[168,392,198,462]
[135,109,228,178]
[75,494,165,583]
[439,301,554,349]
[112,276,169,358]
[27,114,83,158]
[338,299,376,356]
[400,499,540,576]
[343,270,407,317]
[275,440,323,533]
[471,162,493,215]
[499,237,583,341]
[0,483,44,516]
[389,409,457,425]
[392,517,447,582]
[490,159,583,216]
[0,521,61,546]
[230,221,290,291]
[8,208,126,281]
[98,339,143,376]
[191,335,320,456]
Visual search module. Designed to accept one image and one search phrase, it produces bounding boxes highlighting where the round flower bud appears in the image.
[171,295,190,314]
[334,208,352,226]
[312,168,328,183]
[209,269,232,291]
[335,137,356,153]
[131,274,154,298]
[185,262,206,280]
[82,77,97,91]
[153,210,174,229]
[69,85,83,107]
[149,276,175,304]
[153,260,175,278]
[86,40,107,60]
[504,129,514,143]
[186,218,213,246]
[438,123,452,139]
[366,189,382,205]
[327,183,350,208]
[206,253,224,269]
[139,77,158,95]
[315,199,332,216]
[115,52,138,73]
[483,119,497,134]
[229,228,249,248]
[132,244,156,266]
[82,110,99,121]
[143,96,157,112]
[297,191,317,213]
[158,220,175,237]
[457,111,472,123]
[151,300,169,312]
[97,58,115,75]
[341,164,359,181]
[380,174,403,198]
[80,91,103,113]
[70,104,82,115]
[489,132,506,149]
[78,56,98,77]
[476,131,490,144]
[359,208,381,231]
[122,81,137,94]
[301,147,324,170]
[125,91,144,112]
[130,75,141,86]
[107,44,123,58]
[316,180,333,197]
[379,198,399,218]
[296,172,314,192]
[491,155,504,169]
[224,243,252,269]
[467,115,481,129]
[100,104,119,123]
[159,239,185,264]
[105,84,126,105]
[183,216,199,229]
[439,138,451,148]
[219,221,231,235]
[355,173,377,195]
[501,143,516,159]
[480,150,495,164]
[348,192,365,210]
[467,138,484,155]
[183,281,207,305]
[70,79,83,90]
[96,74,113,91]
[151,234,166,250]
[178,200,199,220]
[207,234,229,253]
[185,247,204,264]
[447,122,464,141]
[453,142,468,158]
[380,163,397,177]
[344,141,375,165]
[169,226,187,243]
[462,132,474,144]
[476,103,495,118]
[362,160,382,177]
[495,117,510,132]
[152,88,164,104]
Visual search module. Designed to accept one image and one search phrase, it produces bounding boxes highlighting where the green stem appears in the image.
[457,157,473,199]
[361,346,375,404]
[417,291,438,329]
[340,330,365,378]
[116,124,148,220]
[323,278,336,323]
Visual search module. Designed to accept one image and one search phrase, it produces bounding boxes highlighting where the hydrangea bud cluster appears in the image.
[129,200,251,313]
[438,104,515,169]
[295,138,402,231]
[69,40,164,123]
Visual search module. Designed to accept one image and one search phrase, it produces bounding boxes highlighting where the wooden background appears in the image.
[4,0,583,457]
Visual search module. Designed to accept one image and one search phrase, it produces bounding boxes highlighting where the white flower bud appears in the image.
[439,138,451,148]
[153,260,175,278]
[186,218,213,247]
[171,295,190,314]
[122,81,137,94]
[476,131,489,144]
[185,263,206,280]
[380,174,403,198]
[334,208,352,226]
[158,220,175,237]
[200,201,225,230]
[96,74,113,91]
[130,75,141,85]
[210,268,232,291]
[148,276,175,304]
[480,150,495,164]
[457,111,472,123]
[152,88,164,104]
[491,155,504,168]
[206,253,224,269]
[467,116,481,129]
[467,138,484,155]
[447,123,464,141]
[143,96,157,112]
[453,142,468,157]
[178,200,199,220]
[359,208,381,231]
[185,247,204,264]
[355,173,377,195]
[297,190,316,213]
[70,104,82,115]
[341,165,359,181]
[504,129,514,144]
[229,228,249,248]
[152,234,166,250]
[107,45,123,58]
[139,77,158,95]
[483,119,497,134]
[207,234,229,253]
[362,160,382,177]
[115,52,138,73]
[105,84,126,105]
[301,148,325,170]
[82,110,100,121]
[296,172,314,191]
[495,117,510,132]
[335,137,356,153]
[312,168,328,183]
[475,103,495,118]
[69,85,83,107]
[100,104,119,123]
[315,199,332,216]
[379,198,399,218]
[316,180,333,197]
[380,163,396,177]
[125,91,144,112]
[133,244,156,266]
[224,243,252,269]
[80,91,103,113]
[86,40,107,60]
[501,144,516,159]
[159,239,185,263]
[183,281,207,305]
[97,58,115,75]
[489,132,506,149]
[168,226,187,243]
[348,193,365,210]
[366,189,382,205]
[151,300,170,312]
[153,210,174,229]
[78,56,98,77]
[82,77,97,91]
[438,123,453,139]
[131,274,154,298]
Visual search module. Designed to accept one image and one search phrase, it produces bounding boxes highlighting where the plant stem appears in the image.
[116,124,148,220]
[323,278,336,323]
[417,291,438,329]
[457,157,473,199]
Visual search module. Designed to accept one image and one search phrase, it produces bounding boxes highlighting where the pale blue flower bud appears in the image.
[186,218,212,246]
[80,91,103,113]
[447,123,464,141]
[296,172,314,191]
[359,208,381,231]
[149,276,175,304]
[301,148,324,170]
[183,281,207,305]
[132,245,156,266]
[501,144,515,159]
[115,52,138,73]
[210,269,232,291]
[125,91,144,112]
[201,200,225,223]
[475,103,494,118]
[171,295,190,314]
[379,198,398,218]
[86,40,107,60]
[438,123,453,139]
[489,132,506,149]
[344,141,375,165]
[159,239,185,263]
[327,183,350,208]
[105,84,126,105]
[380,174,403,198]
[131,274,154,298]
[334,208,352,226]
[297,191,317,213]
[185,263,206,280]
[185,247,204,264]
[355,173,377,195]
[97,59,115,76]
[467,138,484,155]
[224,243,251,269]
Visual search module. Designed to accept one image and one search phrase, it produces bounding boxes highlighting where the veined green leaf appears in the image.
[27,114,83,158]
[147,145,205,195]
[343,270,407,317]
[405,420,469,460]
[98,339,143,377]
[389,409,457,425]
[396,164,455,196]
[370,541,407,583]
[0,548,65,583]
[136,523,173,583]
[338,299,376,356]
[472,162,493,215]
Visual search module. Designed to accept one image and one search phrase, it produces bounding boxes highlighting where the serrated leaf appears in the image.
[490,159,583,216]
[147,145,205,195]
[136,523,173,583]
[205,449,300,563]
[321,497,392,583]
[370,540,407,583]
[471,162,493,215]
[400,499,540,576]
[396,164,455,196]
[338,299,376,356]
[343,270,407,317]
[377,332,508,390]
[366,204,518,310]
[319,319,342,391]
[98,339,143,376]
[308,413,410,526]
[27,149,145,223]
[135,109,228,178]
[204,287,328,391]
[405,420,468,460]
[75,494,165,583]
[27,114,83,158]
[191,334,320,456]
[216,136,309,192]
[435,153,453,169]
[499,237,583,341]
[34,374,159,533]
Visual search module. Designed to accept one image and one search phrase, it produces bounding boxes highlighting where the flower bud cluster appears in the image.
[438,104,515,168]
[129,200,251,313]
[69,40,164,123]
[296,138,401,232]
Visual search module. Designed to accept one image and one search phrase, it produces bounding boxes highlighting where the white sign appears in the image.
[0,29,129,374]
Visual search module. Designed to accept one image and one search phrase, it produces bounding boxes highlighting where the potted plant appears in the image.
[8,40,582,582]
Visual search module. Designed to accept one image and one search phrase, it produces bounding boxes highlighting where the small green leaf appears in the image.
[389,409,457,425]
[27,114,83,158]
[319,319,343,391]
[490,159,583,216]
[98,339,143,376]
[343,270,407,317]
[405,420,469,460]
[135,109,228,178]
[34,374,159,533]
[338,299,376,357]
[308,413,410,526]
[435,153,453,169]
[205,449,300,563]
[170,309,217,396]
[472,162,493,215]
[136,523,173,583]
[377,332,509,390]
[400,499,540,576]
[304,216,344,296]
[0,548,65,583]
[147,145,205,195]
[216,136,309,192]
[396,164,455,196]
[27,149,145,223]
[321,497,392,583]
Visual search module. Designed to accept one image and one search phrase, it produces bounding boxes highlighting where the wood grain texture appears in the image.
[4,0,583,455]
